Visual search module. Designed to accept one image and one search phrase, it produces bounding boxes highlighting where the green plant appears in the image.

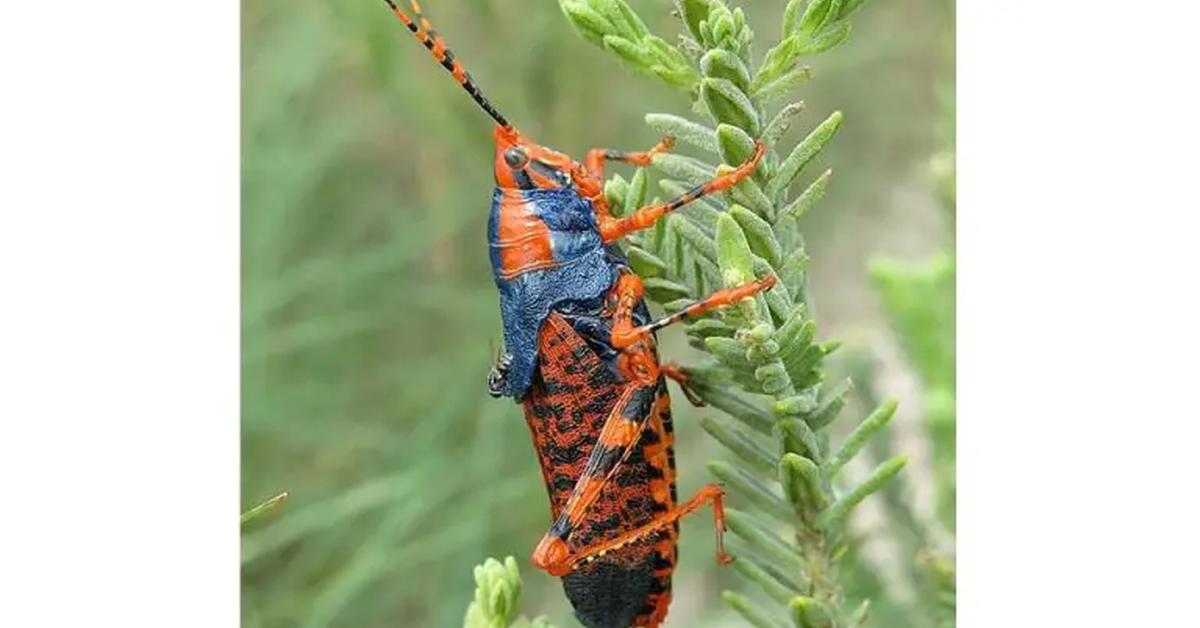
[241,491,290,524]
[559,1,906,625]
[870,253,954,525]
[864,252,955,627]
[463,557,556,628]
[863,122,956,628]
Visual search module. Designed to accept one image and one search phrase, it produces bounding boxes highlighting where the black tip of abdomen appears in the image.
[562,560,655,628]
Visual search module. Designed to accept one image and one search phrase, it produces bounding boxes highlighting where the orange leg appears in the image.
[580,136,676,223]
[584,135,676,179]
[611,274,777,350]
[600,141,766,243]
[534,483,733,577]
[605,272,662,385]
[530,380,660,575]
[531,272,743,577]
[661,363,706,407]
[530,272,773,577]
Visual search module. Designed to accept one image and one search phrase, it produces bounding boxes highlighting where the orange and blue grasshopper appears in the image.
[379,3,775,626]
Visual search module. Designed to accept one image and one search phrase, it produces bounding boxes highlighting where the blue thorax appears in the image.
[486,187,618,399]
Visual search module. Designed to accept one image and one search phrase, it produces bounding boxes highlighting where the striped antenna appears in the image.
[382,0,510,128]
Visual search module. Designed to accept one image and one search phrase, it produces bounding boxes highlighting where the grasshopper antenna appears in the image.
[381,0,511,128]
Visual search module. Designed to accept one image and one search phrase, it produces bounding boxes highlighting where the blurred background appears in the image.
[241,0,954,626]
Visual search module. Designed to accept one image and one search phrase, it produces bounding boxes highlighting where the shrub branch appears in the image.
[560,1,904,625]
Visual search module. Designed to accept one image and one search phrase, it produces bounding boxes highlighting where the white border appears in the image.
[960,1,1200,625]
[0,1,238,625]
[1,0,1199,625]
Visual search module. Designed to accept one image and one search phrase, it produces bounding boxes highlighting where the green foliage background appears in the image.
[241,1,953,626]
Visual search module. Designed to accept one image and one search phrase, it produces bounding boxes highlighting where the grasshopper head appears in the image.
[492,126,581,192]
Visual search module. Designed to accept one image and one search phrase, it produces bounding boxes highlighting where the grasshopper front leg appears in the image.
[598,142,766,243]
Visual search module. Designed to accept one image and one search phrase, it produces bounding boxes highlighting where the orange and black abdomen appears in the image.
[524,313,679,628]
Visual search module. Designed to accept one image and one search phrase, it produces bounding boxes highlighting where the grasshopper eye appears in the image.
[504,147,529,169]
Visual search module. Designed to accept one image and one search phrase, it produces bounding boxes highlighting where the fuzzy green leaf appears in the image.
[625,246,667,278]
[664,297,697,313]
[676,0,714,40]
[818,455,907,530]
[753,361,787,383]
[838,0,870,20]
[645,113,719,153]
[753,36,801,91]
[804,377,851,429]
[731,178,777,220]
[701,416,778,474]
[706,336,755,370]
[701,48,752,93]
[701,77,761,135]
[656,216,683,274]
[777,249,810,301]
[769,111,842,197]
[682,255,703,296]
[610,0,650,40]
[710,10,734,48]
[652,152,715,184]
[782,0,806,35]
[763,102,806,146]
[797,0,835,36]
[716,212,755,286]
[605,173,630,214]
[694,254,723,291]
[732,7,747,35]
[780,169,832,222]
[709,460,794,523]
[775,394,817,417]
[745,337,782,364]
[625,167,648,209]
[559,1,615,45]
[732,554,803,605]
[779,452,828,513]
[463,556,523,628]
[587,0,639,44]
[776,320,816,371]
[779,418,822,460]
[717,123,759,170]
[827,400,898,477]
[724,591,788,628]
[731,204,783,267]
[763,284,795,326]
[782,343,823,388]
[796,21,851,56]
[755,66,814,105]
[725,509,805,572]
[692,379,775,435]
[755,362,790,395]
[673,215,720,264]
[644,35,692,70]
[602,34,656,70]
[774,310,812,352]
[643,277,692,302]
[688,318,737,338]
[650,63,702,90]
[790,595,835,628]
